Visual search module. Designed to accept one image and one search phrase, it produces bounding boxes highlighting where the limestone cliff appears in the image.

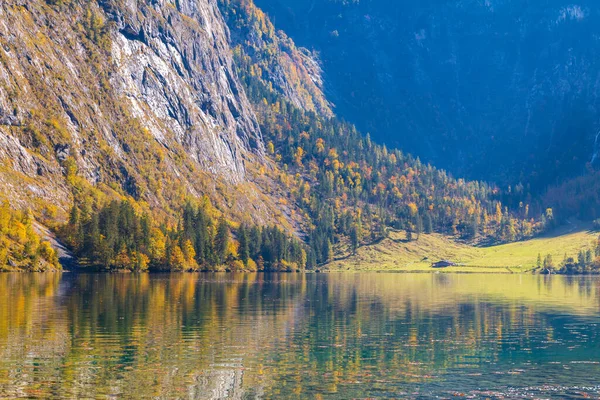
[0,0,265,215]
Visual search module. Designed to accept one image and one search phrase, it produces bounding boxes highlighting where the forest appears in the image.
[59,199,307,272]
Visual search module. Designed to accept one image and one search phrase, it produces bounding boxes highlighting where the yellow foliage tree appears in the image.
[182,239,198,270]
[169,245,186,271]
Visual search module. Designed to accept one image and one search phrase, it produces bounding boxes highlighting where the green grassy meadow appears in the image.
[327,222,599,273]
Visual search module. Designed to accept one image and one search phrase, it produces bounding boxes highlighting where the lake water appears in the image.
[1,273,600,399]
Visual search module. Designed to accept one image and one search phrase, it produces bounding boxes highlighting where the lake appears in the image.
[1,273,599,399]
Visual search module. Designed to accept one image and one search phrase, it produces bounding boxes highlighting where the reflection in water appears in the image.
[0,273,599,398]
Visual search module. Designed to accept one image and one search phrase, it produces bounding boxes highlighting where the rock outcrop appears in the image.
[0,0,268,214]
[220,0,332,117]
[104,0,265,179]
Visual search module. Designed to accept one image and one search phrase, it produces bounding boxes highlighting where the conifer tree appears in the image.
[424,213,433,234]
[238,224,250,264]
[350,224,360,254]
[215,217,230,264]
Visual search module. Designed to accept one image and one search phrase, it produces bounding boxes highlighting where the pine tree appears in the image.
[424,213,433,234]
[585,249,593,265]
[416,214,423,240]
[238,224,250,264]
[215,217,230,264]
[578,250,586,267]
[350,224,359,254]
[83,213,100,259]
[249,226,262,259]
[307,248,317,270]
[67,205,83,251]
[69,205,79,228]
[324,239,333,263]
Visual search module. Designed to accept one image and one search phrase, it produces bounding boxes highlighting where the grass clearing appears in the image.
[327,222,599,273]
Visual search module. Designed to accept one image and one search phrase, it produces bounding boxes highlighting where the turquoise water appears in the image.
[1,273,599,398]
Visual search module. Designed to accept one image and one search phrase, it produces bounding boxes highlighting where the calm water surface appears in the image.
[1,273,600,399]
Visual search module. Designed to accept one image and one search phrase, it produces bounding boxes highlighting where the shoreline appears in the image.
[3,268,600,276]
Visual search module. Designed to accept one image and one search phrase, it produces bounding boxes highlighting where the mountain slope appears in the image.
[0,0,562,272]
[0,0,276,220]
[219,0,557,266]
[254,0,600,189]
[220,0,332,117]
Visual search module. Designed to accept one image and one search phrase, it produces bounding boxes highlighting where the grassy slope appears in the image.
[327,222,599,273]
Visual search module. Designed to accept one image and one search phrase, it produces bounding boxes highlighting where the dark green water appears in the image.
[1,273,600,399]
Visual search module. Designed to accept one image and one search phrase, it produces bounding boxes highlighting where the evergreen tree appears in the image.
[424,213,433,234]
[350,224,359,254]
[416,214,423,240]
[215,217,230,264]
[323,239,333,263]
[249,226,262,259]
[585,249,593,265]
[238,224,250,264]
[578,250,586,267]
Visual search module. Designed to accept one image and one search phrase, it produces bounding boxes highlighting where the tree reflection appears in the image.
[0,273,599,398]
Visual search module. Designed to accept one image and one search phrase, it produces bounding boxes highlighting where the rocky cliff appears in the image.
[0,0,332,228]
[220,0,331,117]
[105,0,264,178]
[0,0,276,219]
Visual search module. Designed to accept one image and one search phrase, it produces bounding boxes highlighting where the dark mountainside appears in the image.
[254,0,600,189]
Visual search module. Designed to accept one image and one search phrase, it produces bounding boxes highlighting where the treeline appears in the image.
[61,199,307,271]
[538,236,600,274]
[223,0,550,265]
[0,202,60,271]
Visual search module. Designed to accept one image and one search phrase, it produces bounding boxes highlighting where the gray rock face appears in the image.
[104,0,264,181]
[0,0,267,211]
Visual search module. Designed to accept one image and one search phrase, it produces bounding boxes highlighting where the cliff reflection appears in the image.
[0,273,599,398]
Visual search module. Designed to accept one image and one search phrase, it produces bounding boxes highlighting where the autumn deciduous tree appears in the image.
[0,202,60,271]
[169,245,186,271]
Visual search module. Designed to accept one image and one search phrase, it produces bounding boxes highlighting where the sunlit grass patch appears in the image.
[328,223,599,273]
